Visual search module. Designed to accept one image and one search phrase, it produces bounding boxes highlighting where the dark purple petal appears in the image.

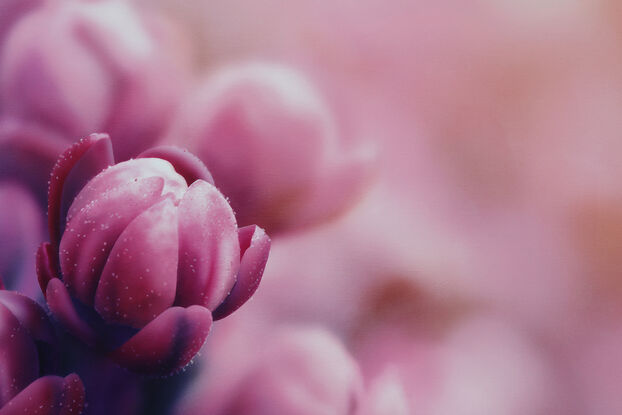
[0,290,54,344]
[138,146,215,186]
[60,176,165,305]
[46,279,98,346]
[94,197,179,328]
[36,242,59,294]
[110,305,212,375]
[175,180,240,309]
[0,303,38,407]
[47,134,111,247]
[0,374,85,415]
[212,225,270,320]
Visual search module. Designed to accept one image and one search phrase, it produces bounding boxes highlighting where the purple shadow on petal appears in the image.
[212,225,271,320]
[138,145,215,186]
[47,133,112,247]
[110,305,212,375]
[46,278,98,346]
[0,374,85,415]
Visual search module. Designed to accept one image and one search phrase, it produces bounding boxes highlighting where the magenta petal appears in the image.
[59,374,85,415]
[0,374,85,415]
[46,279,97,346]
[110,305,212,375]
[138,146,215,186]
[95,197,179,328]
[0,303,38,407]
[175,180,240,309]
[47,134,111,247]
[36,242,59,294]
[59,133,114,225]
[212,225,270,320]
[0,291,54,344]
[60,176,165,305]
[66,158,186,221]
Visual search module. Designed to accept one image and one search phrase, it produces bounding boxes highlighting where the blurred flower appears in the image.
[0,181,44,297]
[0,0,41,51]
[36,134,270,375]
[176,323,363,415]
[169,62,374,233]
[0,119,68,205]
[358,368,410,415]
[354,311,564,415]
[0,287,85,415]
[0,0,187,163]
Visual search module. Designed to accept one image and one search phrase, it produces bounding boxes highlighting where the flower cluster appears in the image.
[6,0,620,414]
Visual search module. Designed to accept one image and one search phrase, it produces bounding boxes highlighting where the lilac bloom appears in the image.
[37,134,270,375]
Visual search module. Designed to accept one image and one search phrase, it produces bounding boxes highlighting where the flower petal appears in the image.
[46,278,98,346]
[94,197,179,328]
[174,180,239,309]
[66,158,186,221]
[0,303,38,407]
[58,132,114,231]
[138,146,214,186]
[212,225,270,320]
[59,373,85,415]
[110,305,212,375]
[0,374,85,415]
[59,176,165,305]
[47,133,111,247]
[36,242,59,294]
[0,290,54,344]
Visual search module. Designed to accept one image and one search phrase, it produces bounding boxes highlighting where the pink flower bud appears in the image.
[170,62,374,233]
[0,0,186,161]
[177,325,363,415]
[0,288,85,415]
[37,134,270,375]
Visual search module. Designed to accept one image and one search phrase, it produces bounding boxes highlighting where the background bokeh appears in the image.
[2,0,622,413]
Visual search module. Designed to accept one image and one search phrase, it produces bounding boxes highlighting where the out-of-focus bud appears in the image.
[0,119,69,204]
[358,368,410,415]
[355,312,562,415]
[0,0,185,162]
[0,288,85,415]
[170,62,374,233]
[177,325,363,415]
[0,0,41,51]
[36,134,270,375]
[0,181,44,297]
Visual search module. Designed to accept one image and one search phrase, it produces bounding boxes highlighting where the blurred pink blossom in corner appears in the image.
[168,62,374,233]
